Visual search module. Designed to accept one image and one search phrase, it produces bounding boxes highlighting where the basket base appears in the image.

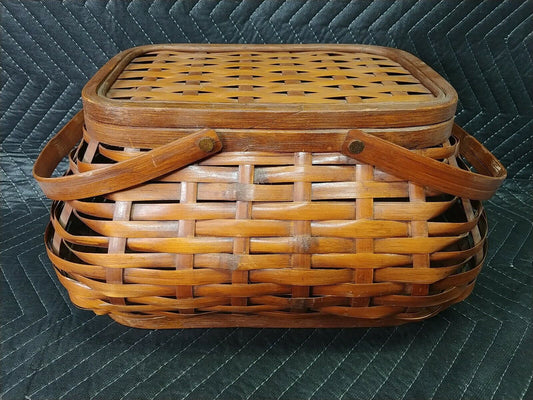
[108,312,414,329]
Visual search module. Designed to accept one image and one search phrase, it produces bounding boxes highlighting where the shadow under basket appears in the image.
[34,44,506,328]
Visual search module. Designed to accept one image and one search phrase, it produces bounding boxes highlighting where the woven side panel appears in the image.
[45,134,487,327]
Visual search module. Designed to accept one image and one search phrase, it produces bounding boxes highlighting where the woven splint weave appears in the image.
[34,44,506,328]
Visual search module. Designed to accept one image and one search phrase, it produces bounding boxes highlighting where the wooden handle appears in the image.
[342,124,506,200]
[33,111,223,201]
[34,111,504,202]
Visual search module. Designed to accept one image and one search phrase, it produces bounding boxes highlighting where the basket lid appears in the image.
[82,44,457,130]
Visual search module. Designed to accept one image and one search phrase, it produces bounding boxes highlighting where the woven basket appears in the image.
[34,44,506,328]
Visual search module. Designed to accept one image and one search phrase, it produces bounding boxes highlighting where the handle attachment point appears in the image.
[33,112,223,201]
[341,126,506,200]
[347,140,365,154]
[198,137,216,153]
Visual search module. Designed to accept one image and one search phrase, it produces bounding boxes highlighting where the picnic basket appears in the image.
[33,44,506,328]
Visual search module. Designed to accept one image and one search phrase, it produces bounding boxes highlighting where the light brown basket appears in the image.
[34,45,506,328]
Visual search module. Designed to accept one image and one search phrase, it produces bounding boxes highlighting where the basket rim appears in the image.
[82,43,457,130]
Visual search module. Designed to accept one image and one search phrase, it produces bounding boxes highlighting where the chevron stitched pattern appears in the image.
[1,1,531,399]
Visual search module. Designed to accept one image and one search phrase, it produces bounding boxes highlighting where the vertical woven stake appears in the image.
[175,181,197,314]
[232,164,254,307]
[352,164,375,307]
[291,153,312,311]
[106,146,139,306]
[106,201,131,306]
[408,183,430,297]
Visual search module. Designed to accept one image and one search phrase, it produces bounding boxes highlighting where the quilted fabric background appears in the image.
[1,1,531,399]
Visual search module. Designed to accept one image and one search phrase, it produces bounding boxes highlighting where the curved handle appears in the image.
[33,111,222,201]
[341,124,506,200]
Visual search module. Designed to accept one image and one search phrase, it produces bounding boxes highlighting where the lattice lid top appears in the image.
[83,44,457,129]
